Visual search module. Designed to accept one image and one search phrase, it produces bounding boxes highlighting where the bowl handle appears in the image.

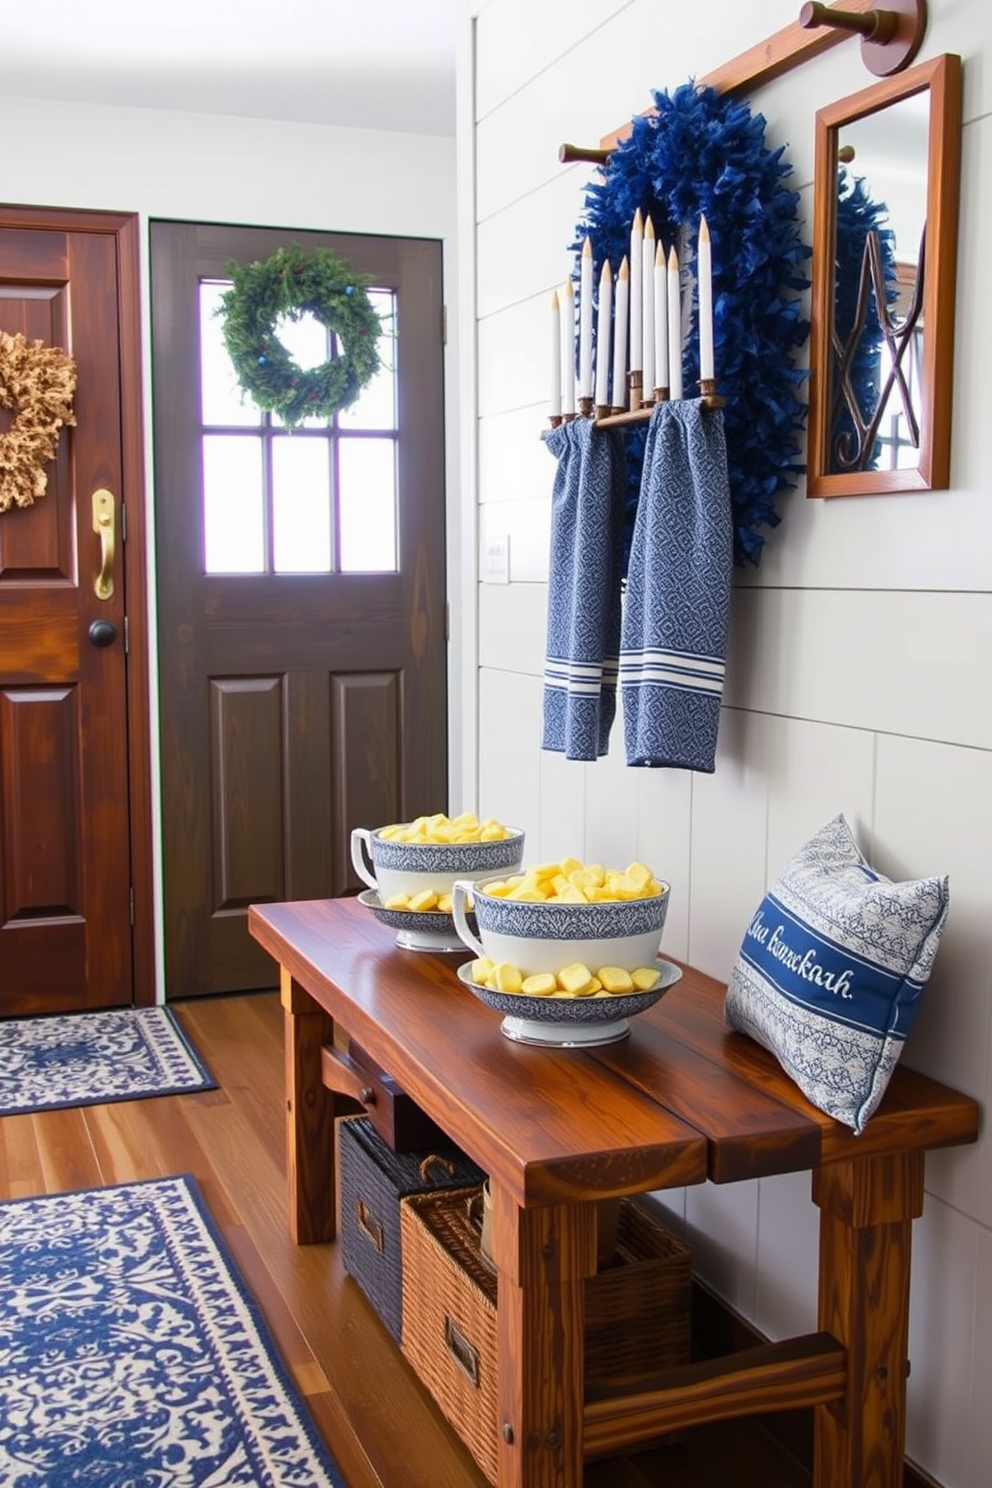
[452,879,486,958]
[350,828,378,891]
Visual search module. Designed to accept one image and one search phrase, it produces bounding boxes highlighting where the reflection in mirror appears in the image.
[807,54,961,498]
[832,93,927,473]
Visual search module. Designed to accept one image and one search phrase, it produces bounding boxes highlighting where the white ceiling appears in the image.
[1,0,458,136]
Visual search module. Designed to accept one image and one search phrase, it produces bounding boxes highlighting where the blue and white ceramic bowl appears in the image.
[455,958,683,1047]
[351,824,525,905]
[451,874,670,978]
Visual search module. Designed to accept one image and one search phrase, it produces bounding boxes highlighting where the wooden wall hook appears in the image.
[559,142,611,166]
[798,0,927,76]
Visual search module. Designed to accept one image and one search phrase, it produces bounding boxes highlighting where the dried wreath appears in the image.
[0,330,77,513]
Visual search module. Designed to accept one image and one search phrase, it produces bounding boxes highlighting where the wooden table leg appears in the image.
[812,1151,925,1488]
[281,967,338,1244]
[489,1181,599,1487]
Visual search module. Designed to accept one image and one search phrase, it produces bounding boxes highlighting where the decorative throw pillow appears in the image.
[724,815,949,1133]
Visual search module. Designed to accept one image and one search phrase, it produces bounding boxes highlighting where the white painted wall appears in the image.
[0,94,461,997]
[462,1,992,1484]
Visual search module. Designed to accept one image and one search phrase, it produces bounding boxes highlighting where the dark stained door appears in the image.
[150,222,448,998]
[0,208,152,1017]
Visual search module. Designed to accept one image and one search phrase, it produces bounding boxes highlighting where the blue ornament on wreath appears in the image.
[576,82,811,567]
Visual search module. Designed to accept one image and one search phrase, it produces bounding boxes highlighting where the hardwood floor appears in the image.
[0,991,810,1488]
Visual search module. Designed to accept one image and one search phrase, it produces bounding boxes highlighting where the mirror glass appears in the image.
[807,54,961,498]
[831,94,928,475]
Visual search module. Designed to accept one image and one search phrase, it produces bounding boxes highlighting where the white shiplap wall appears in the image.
[463,1,992,1484]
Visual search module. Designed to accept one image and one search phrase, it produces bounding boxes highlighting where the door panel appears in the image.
[0,211,148,1016]
[151,222,448,998]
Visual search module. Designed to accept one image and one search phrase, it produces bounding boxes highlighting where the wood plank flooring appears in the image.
[0,991,810,1488]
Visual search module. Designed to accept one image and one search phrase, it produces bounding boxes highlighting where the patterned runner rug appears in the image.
[0,1007,216,1115]
[0,1174,346,1486]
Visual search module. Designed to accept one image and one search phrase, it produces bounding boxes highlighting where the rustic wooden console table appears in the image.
[249,895,979,1488]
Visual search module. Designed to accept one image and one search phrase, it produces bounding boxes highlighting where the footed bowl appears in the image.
[351,824,525,907]
[451,873,670,979]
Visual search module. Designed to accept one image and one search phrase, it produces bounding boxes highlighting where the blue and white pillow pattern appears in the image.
[724,815,949,1133]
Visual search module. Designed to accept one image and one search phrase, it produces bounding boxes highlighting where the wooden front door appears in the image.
[150,222,448,999]
[0,206,153,1018]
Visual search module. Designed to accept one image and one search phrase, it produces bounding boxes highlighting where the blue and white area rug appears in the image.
[0,1174,346,1486]
[0,1007,216,1116]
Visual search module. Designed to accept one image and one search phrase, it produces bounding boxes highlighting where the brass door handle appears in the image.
[92,489,115,600]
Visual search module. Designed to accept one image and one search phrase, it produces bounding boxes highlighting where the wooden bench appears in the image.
[249,894,979,1488]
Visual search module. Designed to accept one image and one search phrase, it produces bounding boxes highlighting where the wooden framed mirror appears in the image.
[807,52,961,497]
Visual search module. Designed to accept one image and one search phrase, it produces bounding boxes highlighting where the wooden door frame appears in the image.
[1,202,156,1005]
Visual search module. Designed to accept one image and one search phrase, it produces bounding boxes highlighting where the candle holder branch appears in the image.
[698,379,726,410]
[627,370,643,415]
[588,385,726,430]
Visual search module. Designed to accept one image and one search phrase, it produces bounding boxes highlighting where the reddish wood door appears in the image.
[150,222,448,998]
[0,207,152,1017]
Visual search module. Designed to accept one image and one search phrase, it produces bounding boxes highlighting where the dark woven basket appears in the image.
[399,1187,692,1481]
[339,1116,485,1344]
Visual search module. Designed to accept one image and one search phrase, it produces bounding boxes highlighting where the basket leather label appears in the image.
[356,1197,384,1253]
[444,1314,480,1386]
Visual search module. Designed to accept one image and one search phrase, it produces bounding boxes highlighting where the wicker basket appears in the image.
[399,1186,692,1482]
[339,1116,485,1344]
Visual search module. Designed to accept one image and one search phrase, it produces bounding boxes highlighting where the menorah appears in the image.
[550,211,723,430]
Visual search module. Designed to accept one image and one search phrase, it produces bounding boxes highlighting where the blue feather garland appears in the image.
[574,82,811,568]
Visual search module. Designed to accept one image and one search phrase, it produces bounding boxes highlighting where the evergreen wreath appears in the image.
[218,244,382,429]
[576,82,811,567]
[0,331,77,514]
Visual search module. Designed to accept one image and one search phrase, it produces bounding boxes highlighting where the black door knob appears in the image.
[88,619,118,647]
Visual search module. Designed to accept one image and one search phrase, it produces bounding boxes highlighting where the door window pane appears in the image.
[271,313,332,431]
[272,436,332,573]
[339,438,397,572]
[199,282,262,427]
[339,289,397,431]
[198,278,400,575]
[203,435,264,572]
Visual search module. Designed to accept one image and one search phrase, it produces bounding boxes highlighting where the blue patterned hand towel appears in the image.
[542,418,627,761]
[620,400,732,772]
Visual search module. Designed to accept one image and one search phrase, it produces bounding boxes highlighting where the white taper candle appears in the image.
[594,259,612,409]
[629,209,643,373]
[698,215,714,383]
[641,218,655,401]
[550,288,561,418]
[667,245,683,400]
[579,236,594,399]
[560,277,575,415]
[611,257,629,410]
[654,239,669,393]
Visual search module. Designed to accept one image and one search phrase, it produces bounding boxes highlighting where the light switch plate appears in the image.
[484,534,510,584]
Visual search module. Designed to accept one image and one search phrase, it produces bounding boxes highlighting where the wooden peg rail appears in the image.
[553,0,926,433]
[799,0,926,77]
[561,0,889,167]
